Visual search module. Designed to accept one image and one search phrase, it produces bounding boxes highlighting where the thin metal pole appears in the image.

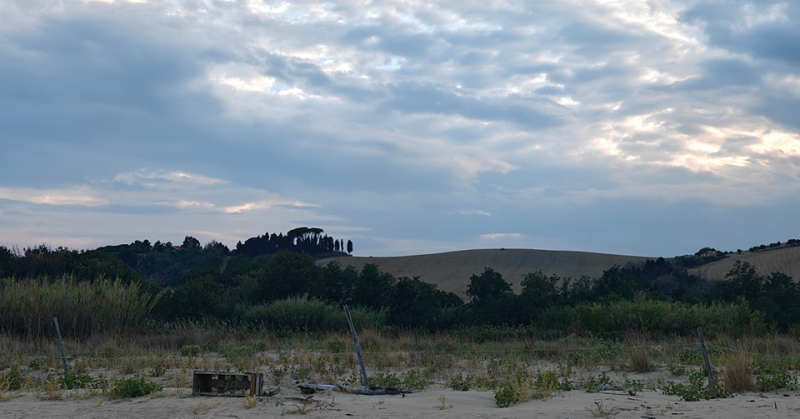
[344,305,369,387]
[53,317,68,376]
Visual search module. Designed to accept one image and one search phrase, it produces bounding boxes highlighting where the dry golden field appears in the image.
[689,246,800,281]
[320,246,800,297]
[318,249,653,296]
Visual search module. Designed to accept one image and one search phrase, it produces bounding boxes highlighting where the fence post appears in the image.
[697,327,713,385]
[53,317,69,376]
[344,305,369,387]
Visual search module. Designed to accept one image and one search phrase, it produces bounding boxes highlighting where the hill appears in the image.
[689,246,800,281]
[317,248,653,297]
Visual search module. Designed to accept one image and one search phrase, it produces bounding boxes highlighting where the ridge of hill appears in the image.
[317,248,653,296]
[319,246,800,297]
[689,245,800,281]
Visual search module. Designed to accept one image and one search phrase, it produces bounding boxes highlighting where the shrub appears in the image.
[664,371,731,401]
[110,376,162,399]
[451,374,471,391]
[242,297,386,332]
[0,364,25,391]
[180,345,201,357]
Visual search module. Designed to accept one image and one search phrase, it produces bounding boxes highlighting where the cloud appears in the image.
[480,233,522,240]
[1,0,799,257]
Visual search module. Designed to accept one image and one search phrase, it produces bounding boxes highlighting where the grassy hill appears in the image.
[319,246,800,297]
[318,249,652,297]
[689,246,800,281]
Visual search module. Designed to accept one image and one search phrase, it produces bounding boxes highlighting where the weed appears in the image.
[450,374,471,391]
[110,375,162,399]
[756,369,796,392]
[663,370,731,401]
[0,364,25,391]
[585,373,613,393]
[150,360,166,377]
[586,400,619,417]
[437,394,453,410]
[180,344,201,357]
[666,360,686,376]
[35,378,64,400]
[241,394,259,409]
[494,382,517,408]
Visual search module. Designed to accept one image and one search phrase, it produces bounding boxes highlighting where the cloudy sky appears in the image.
[1,0,799,257]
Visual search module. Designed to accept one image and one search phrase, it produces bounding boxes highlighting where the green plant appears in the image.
[437,394,452,410]
[756,369,796,392]
[450,374,471,391]
[35,378,64,400]
[0,364,25,391]
[663,371,731,401]
[494,382,517,408]
[585,373,613,393]
[150,360,166,377]
[371,372,401,387]
[622,378,644,393]
[110,375,162,399]
[59,372,99,389]
[180,345,201,357]
[402,369,427,390]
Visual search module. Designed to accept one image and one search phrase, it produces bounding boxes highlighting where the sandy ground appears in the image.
[3,387,800,419]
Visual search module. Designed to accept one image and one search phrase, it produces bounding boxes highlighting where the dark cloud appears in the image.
[380,81,560,129]
[681,1,800,65]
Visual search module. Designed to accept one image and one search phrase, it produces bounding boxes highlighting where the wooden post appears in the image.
[697,327,713,385]
[53,317,68,376]
[344,305,369,387]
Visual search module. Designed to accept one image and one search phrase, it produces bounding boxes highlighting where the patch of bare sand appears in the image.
[4,387,800,419]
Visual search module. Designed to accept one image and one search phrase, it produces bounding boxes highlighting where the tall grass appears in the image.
[536,299,765,338]
[242,296,387,332]
[0,276,161,338]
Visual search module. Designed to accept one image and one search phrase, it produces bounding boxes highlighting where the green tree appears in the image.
[351,263,395,310]
[466,267,516,326]
[347,240,353,255]
[256,250,323,303]
[517,271,561,323]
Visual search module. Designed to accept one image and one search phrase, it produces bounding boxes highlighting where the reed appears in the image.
[0,276,162,338]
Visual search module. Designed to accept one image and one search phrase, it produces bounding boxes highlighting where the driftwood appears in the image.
[298,383,412,396]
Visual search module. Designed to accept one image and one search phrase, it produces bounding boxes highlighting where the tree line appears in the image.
[2,233,799,338]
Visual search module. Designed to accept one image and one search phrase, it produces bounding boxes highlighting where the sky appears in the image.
[1,0,799,258]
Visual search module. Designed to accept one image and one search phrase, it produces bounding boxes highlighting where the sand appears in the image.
[3,386,799,419]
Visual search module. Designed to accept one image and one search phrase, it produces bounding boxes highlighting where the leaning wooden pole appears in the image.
[344,305,369,387]
[53,317,69,376]
[697,327,714,385]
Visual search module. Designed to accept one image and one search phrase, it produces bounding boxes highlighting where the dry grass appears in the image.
[690,246,800,282]
[318,249,651,295]
[629,348,653,373]
[722,351,754,392]
[5,329,800,402]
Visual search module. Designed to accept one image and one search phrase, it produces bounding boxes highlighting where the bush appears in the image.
[180,345,201,357]
[0,364,25,391]
[110,376,161,399]
[664,371,731,401]
[242,297,386,332]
